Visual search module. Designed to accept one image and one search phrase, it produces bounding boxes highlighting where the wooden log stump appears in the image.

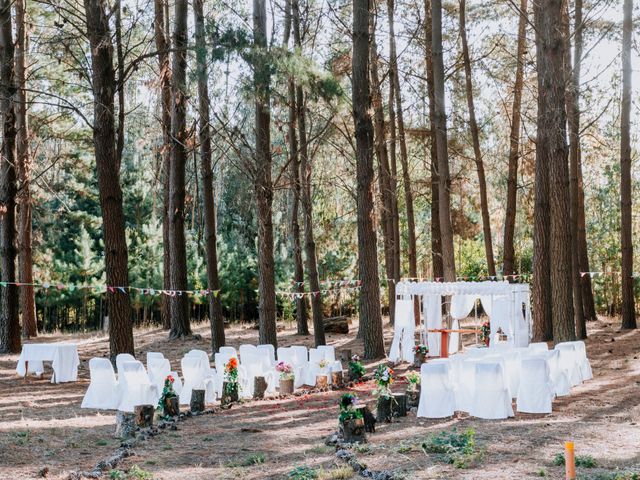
[376,396,393,423]
[279,377,294,395]
[316,374,329,389]
[190,389,205,413]
[254,376,268,399]
[340,349,352,363]
[392,393,407,417]
[134,404,154,428]
[339,417,366,443]
[221,382,239,406]
[332,370,344,387]
[406,388,420,409]
[114,412,135,439]
[323,316,349,334]
[164,396,180,417]
[354,405,376,433]
[414,353,427,367]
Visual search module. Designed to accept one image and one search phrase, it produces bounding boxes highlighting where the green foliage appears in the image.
[338,393,363,424]
[156,375,177,418]
[348,358,366,381]
[421,428,483,469]
[108,465,153,480]
[553,452,597,468]
[228,452,266,467]
[287,466,318,480]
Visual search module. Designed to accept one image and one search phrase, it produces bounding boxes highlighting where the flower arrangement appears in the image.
[338,393,363,424]
[157,374,177,417]
[415,344,429,356]
[224,357,239,396]
[349,354,365,382]
[405,371,421,391]
[276,361,294,380]
[373,364,394,398]
[480,321,491,345]
[318,359,328,369]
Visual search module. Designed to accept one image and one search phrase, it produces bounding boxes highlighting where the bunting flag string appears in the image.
[384,274,532,283]
[0,281,221,298]
[580,271,640,278]
[290,278,363,288]
[277,283,362,299]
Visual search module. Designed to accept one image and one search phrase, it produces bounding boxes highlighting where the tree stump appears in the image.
[134,404,154,428]
[332,370,344,387]
[254,376,268,399]
[354,405,376,433]
[164,396,180,417]
[414,353,426,367]
[392,393,407,417]
[340,349,352,363]
[279,377,294,395]
[114,412,135,439]
[221,382,239,406]
[323,316,349,334]
[340,417,366,443]
[406,387,420,409]
[376,396,393,423]
[316,374,329,389]
[190,389,205,413]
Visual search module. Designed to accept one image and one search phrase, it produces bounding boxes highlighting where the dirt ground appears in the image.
[1,316,639,480]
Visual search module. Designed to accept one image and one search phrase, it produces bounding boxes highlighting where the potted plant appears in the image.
[373,364,394,422]
[414,344,429,366]
[405,371,421,408]
[480,321,491,347]
[221,357,240,405]
[338,393,365,443]
[348,354,366,382]
[276,361,295,395]
[157,374,179,418]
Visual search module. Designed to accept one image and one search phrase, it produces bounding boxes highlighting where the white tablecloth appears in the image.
[16,343,80,383]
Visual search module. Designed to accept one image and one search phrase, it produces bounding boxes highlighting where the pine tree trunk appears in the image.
[459,0,495,277]
[431,0,456,282]
[168,0,191,339]
[83,0,134,356]
[352,0,385,359]
[194,0,225,351]
[15,0,36,338]
[503,0,527,277]
[577,155,597,320]
[0,0,21,354]
[253,0,277,347]
[370,23,397,324]
[620,0,636,330]
[423,0,443,280]
[154,0,172,330]
[563,1,586,339]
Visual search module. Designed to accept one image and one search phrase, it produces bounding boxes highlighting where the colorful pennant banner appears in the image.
[0,281,220,297]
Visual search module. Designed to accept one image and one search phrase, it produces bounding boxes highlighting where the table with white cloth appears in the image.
[16,343,80,383]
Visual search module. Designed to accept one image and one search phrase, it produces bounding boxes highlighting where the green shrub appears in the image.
[421,428,483,468]
[288,466,318,479]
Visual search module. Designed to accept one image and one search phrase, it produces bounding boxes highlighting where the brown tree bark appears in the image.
[254,0,277,347]
[432,0,456,282]
[15,0,36,338]
[285,0,309,336]
[154,0,172,330]
[423,0,443,280]
[83,0,134,356]
[563,0,586,339]
[352,0,385,358]
[168,0,191,338]
[459,0,495,277]
[0,0,21,354]
[194,0,225,351]
[503,0,527,278]
[577,154,597,320]
[620,0,636,330]
[533,0,574,343]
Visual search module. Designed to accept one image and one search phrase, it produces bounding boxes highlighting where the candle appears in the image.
[565,441,576,480]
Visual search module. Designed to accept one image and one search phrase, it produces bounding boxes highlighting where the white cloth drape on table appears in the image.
[423,294,442,356]
[388,299,415,363]
[16,343,80,383]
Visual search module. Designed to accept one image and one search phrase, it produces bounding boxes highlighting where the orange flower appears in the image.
[226,357,238,371]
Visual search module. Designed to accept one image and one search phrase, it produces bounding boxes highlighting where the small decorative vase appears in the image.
[279,377,294,395]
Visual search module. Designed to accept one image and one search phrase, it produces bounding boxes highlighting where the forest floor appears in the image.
[1,316,639,480]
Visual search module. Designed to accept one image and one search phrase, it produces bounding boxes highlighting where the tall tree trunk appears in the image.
[352,0,385,358]
[432,0,456,282]
[0,0,21,354]
[563,0,586,339]
[83,0,134,356]
[194,0,225,351]
[15,0,36,338]
[154,0,172,330]
[577,152,597,320]
[370,19,397,324]
[620,0,636,330]
[423,0,443,280]
[293,0,325,346]
[459,0,495,277]
[503,0,527,277]
[168,0,191,338]
[285,0,309,335]
[253,0,277,347]
[534,0,574,343]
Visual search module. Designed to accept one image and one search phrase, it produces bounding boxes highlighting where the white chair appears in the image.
[566,340,592,381]
[554,342,584,386]
[469,361,514,419]
[258,344,276,365]
[516,357,555,414]
[146,352,165,363]
[388,299,415,363]
[180,355,216,405]
[81,358,118,410]
[117,361,158,412]
[277,347,307,388]
[455,357,481,412]
[417,361,456,418]
[115,353,136,376]
[318,345,343,373]
[147,356,171,402]
[308,348,332,386]
[219,346,238,358]
[240,350,277,397]
[528,342,549,352]
[499,350,521,397]
[239,344,258,361]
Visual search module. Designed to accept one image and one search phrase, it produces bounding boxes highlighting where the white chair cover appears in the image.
[146,352,165,363]
[81,358,118,410]
[239,344,258,360]
[565,340,592,381]
[219,346,238,358]
[258,344,276,365]
[115,353,136,376]
[389,299,415,363]
[528,342,549,352]
[180,355,216,405]
[554,343,583,386]
[454,357,481,412]
[240,350,277,397]
[517,357,555,413]
[469,361,514,419]
[117,361,158,412]
[417,361,456,418]
[276,347,308,388]
[147,357,171,402]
